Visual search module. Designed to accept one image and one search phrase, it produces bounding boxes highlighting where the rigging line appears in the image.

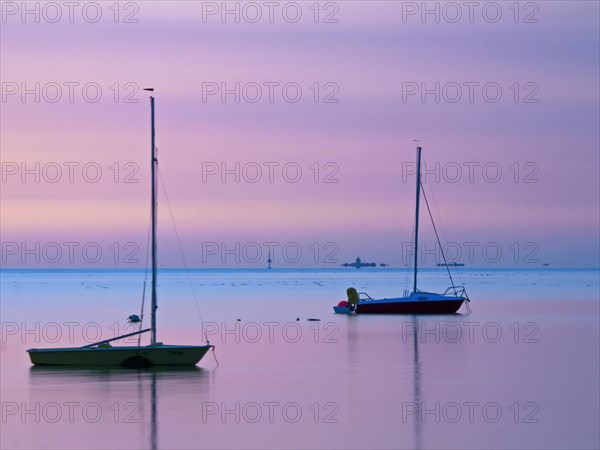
[420,151,463,288]
[211,346,220,366]
[419,165,445,248]
[138,281,146,347]
[138,215,152,347]
[404,215,416,294]
[427,180,448,245]
[157,165,208,343]
[425,177,465,288]
[420,181,457,291]
[424,175,466,289]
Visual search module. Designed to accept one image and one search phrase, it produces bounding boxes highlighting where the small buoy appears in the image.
[236,319,241,321]
[296,318,300,321]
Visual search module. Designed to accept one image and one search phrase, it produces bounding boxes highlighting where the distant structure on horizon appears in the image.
[437,262,465,267]
[267,252,272,269]
[342,256,386,268]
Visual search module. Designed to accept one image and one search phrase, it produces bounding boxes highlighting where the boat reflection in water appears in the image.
[344,314,427,450]
[28,366,213,450]
[410,316,423,450]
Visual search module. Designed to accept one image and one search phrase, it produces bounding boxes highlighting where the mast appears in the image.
[150,95,157,344]
[413,145,422,293]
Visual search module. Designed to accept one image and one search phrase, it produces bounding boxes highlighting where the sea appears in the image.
[1,268,598,449]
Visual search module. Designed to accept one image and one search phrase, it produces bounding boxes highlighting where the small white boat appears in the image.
[28,92,213,367]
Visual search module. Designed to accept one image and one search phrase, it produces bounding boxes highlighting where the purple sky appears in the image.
[1,1,598,268]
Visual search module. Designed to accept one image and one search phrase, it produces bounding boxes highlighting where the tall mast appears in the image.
[150,95,157,344]
[413,145,422,292]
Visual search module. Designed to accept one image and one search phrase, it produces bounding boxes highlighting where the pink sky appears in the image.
[1,1,598,268]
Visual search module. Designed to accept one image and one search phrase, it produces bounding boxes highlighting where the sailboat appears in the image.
[27,93,214,367]
[333,145,469,315]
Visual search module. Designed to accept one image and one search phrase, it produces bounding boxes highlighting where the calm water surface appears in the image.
[1,269,598,449]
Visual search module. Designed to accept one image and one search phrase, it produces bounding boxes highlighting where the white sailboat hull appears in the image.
[27,344,213,367]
